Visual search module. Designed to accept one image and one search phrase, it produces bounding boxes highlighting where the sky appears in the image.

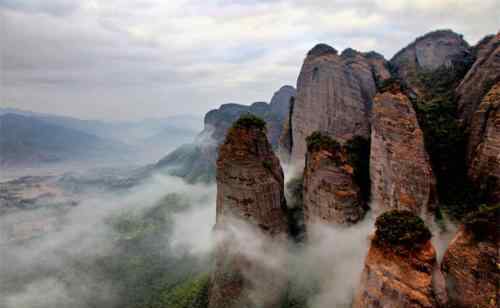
[1,0,499,121]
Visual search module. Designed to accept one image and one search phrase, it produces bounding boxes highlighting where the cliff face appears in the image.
[156,85,295,183]
[354,211,437,308]
[302,133,366,225]
[370,90,437,215]
[467,82,500,203]
[457,33,500,124]
[441,213,499,308]
[391,30,470,96]
[289,44,389,164]
[209,117,288,308]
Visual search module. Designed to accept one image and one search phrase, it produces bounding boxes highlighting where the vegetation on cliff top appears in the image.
[231,114,267,131]
[305,131,340,154]
[374,210,432,250]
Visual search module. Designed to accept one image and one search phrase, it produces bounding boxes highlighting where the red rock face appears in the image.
[303,146,365,226]
[370,91,437,215]
[209,124,288,308]
[353,240,438,308]
[441,226,499,308]
[290,45,388,165]
[467,82,500,203]
[457,33,500,124]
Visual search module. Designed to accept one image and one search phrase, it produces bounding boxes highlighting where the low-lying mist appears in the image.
[0,163,459,308]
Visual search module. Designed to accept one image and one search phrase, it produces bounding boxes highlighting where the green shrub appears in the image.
[374,210,432,250]
[158,273,210,308]
[305,131,340,154]
[231,114,267,130]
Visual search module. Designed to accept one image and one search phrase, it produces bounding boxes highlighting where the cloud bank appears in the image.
[1,0,499,120]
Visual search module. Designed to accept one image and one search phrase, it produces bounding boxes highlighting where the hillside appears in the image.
[0,113,130,167]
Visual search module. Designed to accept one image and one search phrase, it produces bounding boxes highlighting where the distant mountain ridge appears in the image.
[0,113,130,167]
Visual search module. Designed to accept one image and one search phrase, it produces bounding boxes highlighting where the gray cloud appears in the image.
[1,0,498,120]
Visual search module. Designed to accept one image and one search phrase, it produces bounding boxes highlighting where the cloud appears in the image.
[1,0,498,120]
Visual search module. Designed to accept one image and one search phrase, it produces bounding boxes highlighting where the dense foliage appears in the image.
[231,114,267,130]
[412,66,480,219]
[305,131,340,154]
[374,210,432,250]
[98,194,211,308]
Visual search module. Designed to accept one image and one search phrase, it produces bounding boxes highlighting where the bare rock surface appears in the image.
[354,211,437,308]
[370,90,437,215]
[302,134,365,225]
[457,32,500,124]
[208,117,288,308]
[441,222,499,308]
[289,44,390,164]
[391,29,470,96]
[467,82,500,203]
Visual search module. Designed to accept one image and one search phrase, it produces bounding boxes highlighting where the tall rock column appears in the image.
[370,87,437,215]
[209,115,289,308]
[440,206,499,308]
[354,210,437,308]
[302,132,366,225]
[467,82,500,204]
[290,44,383,165]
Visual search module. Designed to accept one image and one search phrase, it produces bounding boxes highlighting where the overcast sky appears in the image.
[1,0,498,120]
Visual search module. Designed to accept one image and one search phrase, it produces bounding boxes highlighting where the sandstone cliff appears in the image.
[370,88,437,215]
[457,32,500,124]
[354,210,437,308]
[441,206,499,308]
[209,115,289,308]
[156,85,295,183]
[467,82,500,204]
[390,29,470,97]
[289,44,390,164]
[302,132,366,225]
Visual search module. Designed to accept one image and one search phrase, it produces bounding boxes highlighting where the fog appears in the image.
[0,173,215,308]
[0,159,460,308]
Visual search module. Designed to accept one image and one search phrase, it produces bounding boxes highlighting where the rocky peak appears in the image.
[289,43,389,164]
[209,115,288,308]
[467,82,500,204]
[391,29,471,95]
[370,88,438,215]
[354,210,437,308]
[302,132,367,225]
[456,32,500,124]
[306,43,338,58]
[441,205,499,307]
[269,85,296,120]
[156,85,294,183]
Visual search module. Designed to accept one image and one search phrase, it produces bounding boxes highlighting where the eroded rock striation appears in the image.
[289,44,390,164]
[302,132,366,225]
[390,29,471,96]
[209,115,288,308]
[370,88,437,215]
[354,210,437,308]
[467,82,500,204]
[457,32,500,124]
[441,206,499,308]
